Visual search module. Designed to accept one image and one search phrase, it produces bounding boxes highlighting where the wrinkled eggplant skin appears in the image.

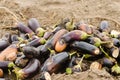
[15,55,29,68]
[21,59,41,79]
[40,29,68,55]
[41,52,69,74]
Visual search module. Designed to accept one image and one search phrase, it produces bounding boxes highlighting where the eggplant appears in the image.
[102,57,115,67]
[22,46,40,59]
[0,61,14,70]
[112,38,120,47]
[40,29,68,55]
[0,40,10,51]
[41,52,69,74]
[26,38,46,47]
[28,18,40,32]
[0,42,18,61]
[90,61,102,70]
[71,41,100,55]
[108,46,119,58]
[15,59,40,79]
[55,30,90,52]
[99,20,109,32]
[16,22,34,35]
[76,23,93,34]
[43,31,53,40]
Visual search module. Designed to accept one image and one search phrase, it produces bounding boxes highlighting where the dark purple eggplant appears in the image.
[28,18,40,32]
[40,29,68,55]
[43,31,54,40]
[26,38,46,47]
[71,41,100,55]
[55,30,90,52]
[15,55,29,68]
[99,20,109,32]
[0,40,10,51]
[112,38,120,47]
[15,59,40,79]
[16,22,34,35]
[102,57,115,67]
[0,61,14,70]
[22,46,40,59]
[41,52,69,74]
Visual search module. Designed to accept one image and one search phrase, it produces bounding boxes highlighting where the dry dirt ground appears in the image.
[1,0,120,80]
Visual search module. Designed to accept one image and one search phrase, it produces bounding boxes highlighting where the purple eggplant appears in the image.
[55,30,90,52]
[16,22,34,35]
[41,52,69,74]
[15,59,40,79]
[71,41,100,55]
[28,18,40,32]
[99,20,109,32]
[112,38,120,47]
[40,29,68,55]
[43,31,53,40]
[26,38,46,47]
[22,46,40,59]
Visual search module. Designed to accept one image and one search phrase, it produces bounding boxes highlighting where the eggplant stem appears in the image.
[99,46,110,58]
[48,48,56,56]
[69,51,77,59]
[77,55,85,71]
[101,41,111,44]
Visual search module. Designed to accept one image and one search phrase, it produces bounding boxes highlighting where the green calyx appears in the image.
[66,68,72,74]
[81,31,91,40]
[40,38,46,44]
[94,37,101,47]
[36,28,46,37]
[65,19,75,31]
[111,63,120,75]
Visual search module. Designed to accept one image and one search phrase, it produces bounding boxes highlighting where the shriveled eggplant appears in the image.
[41,52,69,74]
[14,59,40,79]
[40,29,68,55]
[55,30,90,52]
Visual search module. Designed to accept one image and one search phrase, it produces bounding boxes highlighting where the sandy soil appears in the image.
[1,0,120,80]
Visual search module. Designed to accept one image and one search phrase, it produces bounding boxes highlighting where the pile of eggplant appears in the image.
[0,18,120,80]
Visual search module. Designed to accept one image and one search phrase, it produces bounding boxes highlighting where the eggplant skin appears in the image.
[41,52,69,74]
[17,59,41,79]
[71,41,100,55]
